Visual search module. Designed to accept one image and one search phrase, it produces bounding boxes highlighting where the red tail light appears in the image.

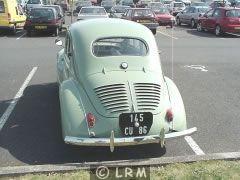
[87,113,96,128]
[8,13,11,21]
[166,108,173,122]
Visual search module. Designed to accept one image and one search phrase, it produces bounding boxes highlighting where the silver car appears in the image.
[77,6,109,20]
[176,6,209,28]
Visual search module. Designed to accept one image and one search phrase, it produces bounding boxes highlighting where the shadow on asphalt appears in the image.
[0,83,166,165]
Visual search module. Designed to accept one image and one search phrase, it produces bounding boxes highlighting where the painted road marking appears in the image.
[0,67,38,131]
[16,32,26,40]
[185,136,205,155]
[157,30,178,40]
[184,65,208,72]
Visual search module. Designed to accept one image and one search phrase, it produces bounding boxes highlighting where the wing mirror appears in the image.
[55,38,63,46]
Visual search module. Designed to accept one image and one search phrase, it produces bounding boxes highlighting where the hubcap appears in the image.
[191,20,194,27]
[197,23,201,31]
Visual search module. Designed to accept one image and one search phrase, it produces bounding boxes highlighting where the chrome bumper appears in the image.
[64,127,197,151]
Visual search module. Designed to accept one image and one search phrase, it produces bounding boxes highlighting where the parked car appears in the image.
[0,0,26,34]
[121,8,158,34]
[170,1,186,16]
[77,6,109,20]
[54,0,69,12]
[149,2,164,11]
[209,0,231,9]
[197,7,240,36]
[110,5,130,18]
[163,0,172,8]
[25,0,43,12]
[176,6,209,27]
[154,7,175,27]
[17,0,27,10]
[44,5,65,29]
[55,18,196,152]
[74,0,92,13]
[119,0,134,7]
[24,7,61,36]
[191,1,208,6]
[101,0,115,12]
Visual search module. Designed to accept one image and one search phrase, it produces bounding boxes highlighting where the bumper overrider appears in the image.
[64,127,197,152]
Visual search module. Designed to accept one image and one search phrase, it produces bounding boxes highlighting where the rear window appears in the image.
[29,9,54,19]
[93,38,148,57]
[80,8,106,15]
[226,9,240,17]
[27,0,41,4]
[133,9,154,17]
[0,1,5,13]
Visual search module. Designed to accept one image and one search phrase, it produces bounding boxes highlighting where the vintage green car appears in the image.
[55,18,196,152]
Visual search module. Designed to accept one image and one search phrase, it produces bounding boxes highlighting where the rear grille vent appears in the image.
[94,84,130,113]
[134,83,161,111]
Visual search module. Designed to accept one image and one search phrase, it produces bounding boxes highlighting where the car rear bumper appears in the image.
[141,23,158,30]
[64,127,197,151]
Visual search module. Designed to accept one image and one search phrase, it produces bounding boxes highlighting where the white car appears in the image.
[77,6,109,20]
[170,1,186,16]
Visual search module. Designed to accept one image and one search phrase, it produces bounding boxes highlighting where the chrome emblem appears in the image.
[120,62,128,69]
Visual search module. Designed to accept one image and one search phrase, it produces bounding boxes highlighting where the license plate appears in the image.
[235,27,240,30]
[35,26,47,29]
[119,112,153,137]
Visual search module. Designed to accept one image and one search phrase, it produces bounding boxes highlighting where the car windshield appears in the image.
[93,38,148,57]
[45,6,60,14]
[197,7,209,13]
[226,9,240,17]
[174,3,184,7]
[80,7,106,15]
[27,0,41,4]
[29,8,54,19]
[133,9,154,17]
[154,7,170,14]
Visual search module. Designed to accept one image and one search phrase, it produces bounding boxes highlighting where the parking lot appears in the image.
[0,16,240,167]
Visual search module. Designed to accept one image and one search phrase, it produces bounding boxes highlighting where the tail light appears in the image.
[87,113,96,128]
[8,13,11,21]
[165,108,173,122]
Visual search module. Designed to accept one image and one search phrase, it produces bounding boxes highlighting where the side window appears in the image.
[127,9,132,17]
[212,9,221,17]
[0,1,5,13]
[206,9,213,17]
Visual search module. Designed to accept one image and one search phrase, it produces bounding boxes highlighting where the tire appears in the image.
[151,29,156,35]
[11,24,16,35]
[26,30,31,37]
[215,25,222,36]
[176,17,181,26]
[191,19,195,28]
[197,22,202,32]
[54,27,59,36]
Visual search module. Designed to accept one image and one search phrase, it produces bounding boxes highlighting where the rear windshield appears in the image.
[133,9,154,17]
[0,1,5,13]
[80,7,106,15]
[27,0,41,4]
[93,38,148,57]
[226,9,240,17]
[29,9,54,19]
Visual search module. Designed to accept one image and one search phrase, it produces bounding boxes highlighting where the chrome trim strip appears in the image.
[64,127,197,146]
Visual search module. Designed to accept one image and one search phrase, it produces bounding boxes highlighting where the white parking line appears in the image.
[185,136,205,155]
[0,67,38,131]
[157,30,178,40]
[16,32,26,40]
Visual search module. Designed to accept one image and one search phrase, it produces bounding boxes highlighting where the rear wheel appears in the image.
[197,22,203,32]
[191,19,195,28]
[54,27,59,36]
[151,29,156,35]
[176,17,181,26]
[215,25,222,36]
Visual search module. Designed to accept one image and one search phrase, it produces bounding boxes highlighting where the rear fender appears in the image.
[164,76,187,131]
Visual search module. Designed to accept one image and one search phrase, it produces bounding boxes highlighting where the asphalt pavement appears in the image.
[0,17,239,167]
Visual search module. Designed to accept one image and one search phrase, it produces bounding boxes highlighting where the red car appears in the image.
[154,7,175,28]
[197,7,240,36]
